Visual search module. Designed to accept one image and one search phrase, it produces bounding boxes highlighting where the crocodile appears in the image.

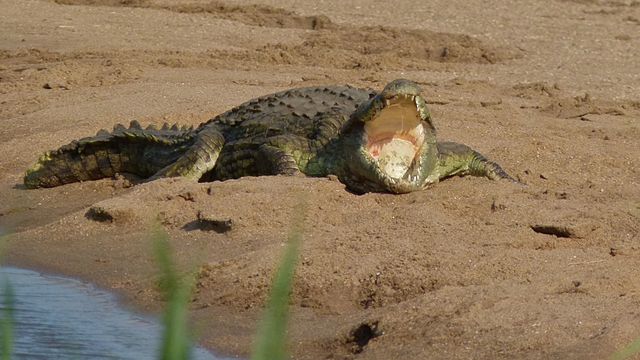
[24,79,517,193]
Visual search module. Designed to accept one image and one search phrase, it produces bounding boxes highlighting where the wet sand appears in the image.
[1,0,639,358]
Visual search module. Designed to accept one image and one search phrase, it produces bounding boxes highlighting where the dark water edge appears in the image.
[0,266,233,360]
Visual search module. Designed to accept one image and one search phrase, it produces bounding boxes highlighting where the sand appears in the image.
[1,0,639,358]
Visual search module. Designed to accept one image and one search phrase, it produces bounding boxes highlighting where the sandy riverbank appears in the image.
[1,0,639,358]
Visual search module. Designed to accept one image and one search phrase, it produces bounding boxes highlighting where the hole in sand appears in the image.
[530,224,575,238]
[349,321,381,354]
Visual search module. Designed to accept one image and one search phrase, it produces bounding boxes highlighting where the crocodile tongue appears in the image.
[364,96,425,180]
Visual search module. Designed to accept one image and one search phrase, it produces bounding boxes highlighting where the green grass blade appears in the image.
[0,279,14,360]
[251,201,306,360]
[0,232,14,360]
[611,337,640,360]
[153,227,193,360]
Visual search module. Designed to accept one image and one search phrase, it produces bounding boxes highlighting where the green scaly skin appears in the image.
[24,79,518,193]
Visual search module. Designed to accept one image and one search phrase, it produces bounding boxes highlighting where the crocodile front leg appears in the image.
[435,141,518,183]
[152,125,225,181]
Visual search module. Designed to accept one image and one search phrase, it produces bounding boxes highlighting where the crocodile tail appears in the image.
[24,121,195,188]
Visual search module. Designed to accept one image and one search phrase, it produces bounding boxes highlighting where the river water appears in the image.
[0,266,231,360]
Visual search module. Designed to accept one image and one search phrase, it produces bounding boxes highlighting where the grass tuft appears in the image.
[0,280,14,360]
[611,337,640,360]
[251,200,307,360]
[153,226,194,360]
[0,232,14,360]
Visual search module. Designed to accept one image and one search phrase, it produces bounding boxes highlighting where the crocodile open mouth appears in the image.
[364,95,426,179]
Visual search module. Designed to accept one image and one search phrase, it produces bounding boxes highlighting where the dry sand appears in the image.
[1,0,639,358]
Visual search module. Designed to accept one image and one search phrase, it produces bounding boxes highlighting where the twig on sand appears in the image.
[568,259,606,266]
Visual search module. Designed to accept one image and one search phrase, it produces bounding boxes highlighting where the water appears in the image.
[0,267,230,360]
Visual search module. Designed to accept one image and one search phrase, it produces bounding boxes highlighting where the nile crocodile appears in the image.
[24,79,517,193]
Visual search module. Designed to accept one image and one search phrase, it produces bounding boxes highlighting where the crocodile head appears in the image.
[340,79,438,193]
